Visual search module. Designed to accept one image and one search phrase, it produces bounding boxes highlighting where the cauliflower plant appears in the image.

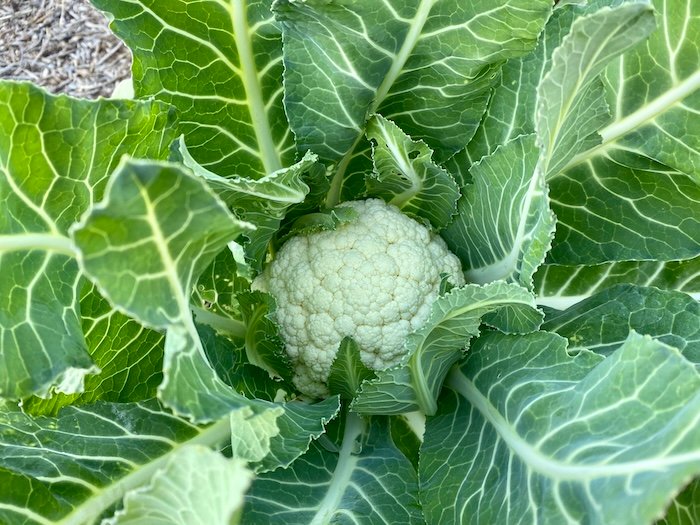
[253,199,465,398]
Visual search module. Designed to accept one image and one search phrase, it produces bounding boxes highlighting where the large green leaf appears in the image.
[71,159,250,330]
[0,400,211,525]
[536,1,656,177]
[0,82,176,400]
[533,0,700,265]
[461,1,589,166]
[276,0,552,204]
[542,284,700,365]
[443,134,554,288]
[421,331,700,524]
[0,396,342,524]
[25,284,164,416]
[353,282,543,416]
[543,0,700,264]
[455,0,700,266]
[535,256,700,310]
[548,150,700,264]
[106,446,252,525]
[244,414,423,524]
[570,0,700,180]
[93,0,294,178]
[442,1,661,289]
[71,159,256,422]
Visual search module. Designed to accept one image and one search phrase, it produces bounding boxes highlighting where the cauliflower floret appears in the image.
[253,199,465,398]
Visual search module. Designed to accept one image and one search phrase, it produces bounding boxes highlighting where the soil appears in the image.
[0,0,132,98]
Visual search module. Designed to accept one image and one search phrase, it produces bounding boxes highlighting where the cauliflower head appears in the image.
[253,199,465,398]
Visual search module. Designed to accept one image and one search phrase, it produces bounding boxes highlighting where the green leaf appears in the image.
[443,134,555,288]
[353,282,543,416]
[93,0,294,178]
[462,3,587,165]
[452,0,700,266]
[0,400,226,525]
[658,481,700,525]
[227,398,342,479]
[389,413,424,471]
[539,0,700,264]
[71,159,257,422]
[2,382,334,524]
[328,337,377,400]
[174,138,318,269]
[548,150,700,264]
[106,446,252,525]
[72,158,251,330]
[25,284,164,416]
[188,346,338,473]
[0,82,176,400]
[276,0,552,204]
[245,413,423,524]
[275,160,333,229]
[160,327,260,422]
[281,205,358,240]
[542,284,700,365]
[238,291,293,383]
[253,396,342,473]
[535,1,656,177]
[198,323,284,403]
[365,115,460,230]
[578,0,700,181]
[191,246,250,338]
[229,405,285,465]
[535,256,700,310]
[461,0,696,266]
[421,330,700,524]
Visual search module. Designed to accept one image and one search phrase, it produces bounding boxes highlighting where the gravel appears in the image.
[0,0,132,98]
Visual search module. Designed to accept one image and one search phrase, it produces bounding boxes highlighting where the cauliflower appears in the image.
[253,199,465,398]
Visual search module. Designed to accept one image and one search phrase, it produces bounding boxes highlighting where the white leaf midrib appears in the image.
[0,233,76,257]
[537,291,700,310]
[309,413,365,525]
[371,0,436,114]
[138,182,191,320]
[379,121,424,206]
[229,0,283,175]
[563,68,700,172]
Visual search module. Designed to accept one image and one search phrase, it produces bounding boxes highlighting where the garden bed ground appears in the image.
[0,0,131,98]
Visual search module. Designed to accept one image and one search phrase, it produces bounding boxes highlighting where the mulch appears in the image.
[0,0,132,98]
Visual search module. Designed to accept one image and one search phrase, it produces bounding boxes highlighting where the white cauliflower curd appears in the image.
[253,199,465,398]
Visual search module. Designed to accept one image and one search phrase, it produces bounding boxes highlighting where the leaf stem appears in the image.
[410,351,438,416]
[562,69,700,172]
[309,412,365,525]
[0,233,77,257]
[325,137,361,209]
[192,306,247,339]
[230,0,282,175]
[370,0,435,114]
